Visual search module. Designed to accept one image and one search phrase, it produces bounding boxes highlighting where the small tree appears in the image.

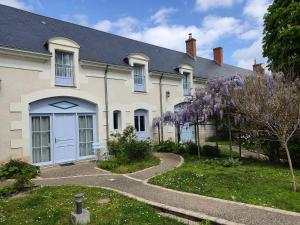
[231,74,300,192]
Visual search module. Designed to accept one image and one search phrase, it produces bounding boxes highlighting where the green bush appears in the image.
[0,160,40,190]
[98,159,119,170]
[108,126,152,162]
[222,158,242,167]
[0,185,18,198]
[153,140,179,153]
[183,141,199,155]
[201,145,221,157]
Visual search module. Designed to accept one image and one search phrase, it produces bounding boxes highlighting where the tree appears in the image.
[263,0,300,78]
[231,74,300,192]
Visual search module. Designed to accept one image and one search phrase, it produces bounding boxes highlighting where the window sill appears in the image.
[55,84,77,88]
[133,90,147,94]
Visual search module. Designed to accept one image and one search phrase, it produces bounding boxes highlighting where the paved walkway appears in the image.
[34,153,300,225]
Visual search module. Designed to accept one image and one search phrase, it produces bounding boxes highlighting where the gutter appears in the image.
[159,73,164,141]
[104,65,110,147]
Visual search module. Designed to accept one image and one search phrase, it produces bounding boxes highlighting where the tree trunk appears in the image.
[196,120,201,160]
[215,118,219,149]
[227,113,233,158]
[238,125,242,158]
[158,124,161,144]
[282,142,297,192]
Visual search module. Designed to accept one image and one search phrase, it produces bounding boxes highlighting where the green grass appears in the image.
[0,186,184,225]
[97,155,160,174]
[149,154,300,212]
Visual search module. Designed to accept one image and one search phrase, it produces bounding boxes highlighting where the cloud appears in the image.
[243,0,271,24]
[0,0,29,9]
[238,29,261,40]
[93,17,139,34]
[195,0,240,11]
[150,7,177,24]
[232,38,264,69]
[62,14,89,26]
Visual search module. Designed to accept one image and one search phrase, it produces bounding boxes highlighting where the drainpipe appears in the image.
[104,65,110,147]
[159,73,164,142]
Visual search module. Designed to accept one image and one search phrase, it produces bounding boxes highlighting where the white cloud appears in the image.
[62,14,89,26]
[232,38,264,69]
[93,20,112,32]
[150,7,177,24]
[243,0,271,24]
[0,0,29,9]
[93,16,139,34]
[238,28,261,40]
[195,0,240,11]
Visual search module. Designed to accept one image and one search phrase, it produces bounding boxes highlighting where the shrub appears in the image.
[0,160,40,190]
[183,141,199,155]
[108,126,152,162]
[222,158,242,167]
[153,140,179,153]
[201,145,221,157]
[0,185,18,198]
[99,159,119,170]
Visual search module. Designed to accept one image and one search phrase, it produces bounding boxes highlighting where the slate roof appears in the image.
[0,4,252,79]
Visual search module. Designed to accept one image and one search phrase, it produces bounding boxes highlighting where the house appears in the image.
[0,5,253,166]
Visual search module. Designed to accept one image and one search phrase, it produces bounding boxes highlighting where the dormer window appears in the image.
[183,72,191,96]
[134,64,145,92]
[55,51,74,86]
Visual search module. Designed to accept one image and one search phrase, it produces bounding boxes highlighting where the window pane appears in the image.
[86,116,93,128]
[41,132,50,147]
[79,129,86,142]
[134,116,139,131]
[79,116,86,128]
[86,130,93,142]
[113,112,118,129]
[32,147,41,164]
[86,143,93,155]
[79,143,86,157]
[41,116,50,131]
[55,52,62,65]
[32,117,40,131]
[41,147,51,162]
[140,116,145,131]
[32,132,41,148]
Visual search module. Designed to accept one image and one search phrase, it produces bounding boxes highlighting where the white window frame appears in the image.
[113,110,122,130]
[55,51,74,86]
[183,72,191,96]
[133,64,145,92]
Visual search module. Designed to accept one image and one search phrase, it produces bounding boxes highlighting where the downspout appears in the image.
[104,65,110,147]
[159,72,164,142]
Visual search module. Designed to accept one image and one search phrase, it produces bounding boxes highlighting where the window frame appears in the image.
[113,110,122,130]
[133,64,146,92]
[183,72,191,96]
[78,114,95,157]
[55,50,75,87]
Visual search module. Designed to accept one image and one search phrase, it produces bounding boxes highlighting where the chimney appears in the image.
[253,60,265,75]
[185,33,197,60]
[213,47,223,65]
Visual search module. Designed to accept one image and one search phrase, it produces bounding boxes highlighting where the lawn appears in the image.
[149,154,300,212]
[0,186,183,225]
[97,155,160,174]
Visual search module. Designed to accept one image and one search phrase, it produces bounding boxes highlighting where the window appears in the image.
[31,116,51,163]
[79,115,94,157]
[113,110,121,130]
[55,51,74,86]
[134,64,145,92]
[183,72,191,96]
[134,115,145,132]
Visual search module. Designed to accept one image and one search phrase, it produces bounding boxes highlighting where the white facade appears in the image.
[0,37,215,165]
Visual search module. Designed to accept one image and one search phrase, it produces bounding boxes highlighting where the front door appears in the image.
[134,110,147,140]
[53,114,76,163]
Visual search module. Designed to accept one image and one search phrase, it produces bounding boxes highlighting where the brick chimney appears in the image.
[185,33,197,60]
[253,60,265,75]
[213,47,223,65]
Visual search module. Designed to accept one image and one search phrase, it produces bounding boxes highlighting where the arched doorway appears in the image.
[29,97,97,165]
[134,109,148,140]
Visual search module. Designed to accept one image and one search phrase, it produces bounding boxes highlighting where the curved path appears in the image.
[34,153,300,225]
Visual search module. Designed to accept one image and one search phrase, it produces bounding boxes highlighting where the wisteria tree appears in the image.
[231,74,300,192]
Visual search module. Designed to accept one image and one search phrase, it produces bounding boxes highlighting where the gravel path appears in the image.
[34,153,300,225]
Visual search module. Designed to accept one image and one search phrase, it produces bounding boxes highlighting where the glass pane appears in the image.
[134,116,139,131]
[86,130,93,142]
[41,116,50,131]
[79,116,86,128]
[32,132,41,148]
[55,52,62,65]
[80,143,86,157]
[86,143,93,155]
[32,117,40,131]
[41,147,51,162]
[79,129,86,142]
[41,132,50,147]
[86,116,93,128]
[113,112,118,129]
[140,116,145,131]
[32,147,41,164]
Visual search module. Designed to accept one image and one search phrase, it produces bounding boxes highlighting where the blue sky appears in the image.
[1,0,272,69]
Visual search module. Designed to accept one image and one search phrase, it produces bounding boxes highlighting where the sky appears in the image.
[0,0,273,69]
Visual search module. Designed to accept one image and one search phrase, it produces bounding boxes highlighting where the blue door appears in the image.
[134,110,148,140]
[53,114,77,163]
[180,123,194,143]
